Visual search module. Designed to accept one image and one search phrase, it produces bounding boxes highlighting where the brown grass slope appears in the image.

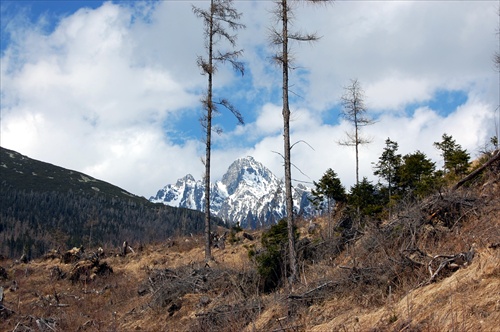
[1,163,499,332]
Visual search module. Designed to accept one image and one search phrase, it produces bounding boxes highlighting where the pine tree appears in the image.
[398,150,436,198]
[433,133,470,177]
[311,168,346,213]
[347,177,382,219]
[373,138,401,216]
[311,168,346,237]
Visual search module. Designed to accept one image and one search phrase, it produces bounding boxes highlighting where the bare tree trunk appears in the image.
[194,0,244,263]
[204,0,215,262]
[338,79,373,192]
[281,0,297,285]
[355,118,359,186]
[204,109,212,262]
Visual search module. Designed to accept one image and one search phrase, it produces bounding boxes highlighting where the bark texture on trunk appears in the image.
[281,0,297,284]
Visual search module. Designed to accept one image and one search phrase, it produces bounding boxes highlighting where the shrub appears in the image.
[228,223,243,245]
[252,219,297,292]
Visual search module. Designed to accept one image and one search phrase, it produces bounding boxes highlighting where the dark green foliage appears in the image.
[0,147,221,259]
[310,168,346,213]
[347,177,384,219]
[373,138,402,200]
[491,136,498,150]
[253,219,297,292]
[0,147,144,202]
[228,222,243,244]
[398,150,437,198]
[231,222,243,233]
[434,133,470,176]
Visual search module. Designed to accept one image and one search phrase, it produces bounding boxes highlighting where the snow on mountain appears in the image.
[150,156,315,228]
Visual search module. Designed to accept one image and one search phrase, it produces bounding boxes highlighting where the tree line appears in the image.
[310,132,498,222]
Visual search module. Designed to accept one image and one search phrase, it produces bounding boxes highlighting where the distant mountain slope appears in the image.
[0,147,218,259]
[150,156,315,228]
[1,147,141,199]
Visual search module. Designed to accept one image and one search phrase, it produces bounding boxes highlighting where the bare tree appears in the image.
[338,79,374,186]
[495,7,500,71]
[494,8,500,149]
[270,0,330,285]
[193,0,245,262]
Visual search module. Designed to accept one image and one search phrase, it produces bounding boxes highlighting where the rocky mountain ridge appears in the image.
[150,156,314,228]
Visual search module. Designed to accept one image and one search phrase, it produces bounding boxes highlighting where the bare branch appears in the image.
[288,31,320,42]
[193,0,245,262]
[216,98,244,125]
[290,140,315,151]
[291,162,310,180]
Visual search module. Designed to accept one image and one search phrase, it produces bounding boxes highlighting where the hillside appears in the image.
[1,153,498,331]
[0,147,220,259]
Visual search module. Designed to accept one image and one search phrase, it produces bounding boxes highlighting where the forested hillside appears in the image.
[0,147,221,259]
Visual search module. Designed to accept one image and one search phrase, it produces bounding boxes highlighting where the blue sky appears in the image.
[1,1,103,44]
[1,0,499,197]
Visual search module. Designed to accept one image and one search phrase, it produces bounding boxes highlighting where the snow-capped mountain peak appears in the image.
[150,156,314,228]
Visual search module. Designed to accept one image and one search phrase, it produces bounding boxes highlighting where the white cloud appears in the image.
[0,2,206,196]
[365,77,434,111]
[253,103,283,136]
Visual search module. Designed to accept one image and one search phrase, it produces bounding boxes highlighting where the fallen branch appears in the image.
[400,248,430,267]
[49,303,70,307]
[489,243,500,249]
[36,317,57,332]
[452,149,500,191]
[0,304,15,320]
[288,281,334,300]
[428,247,475,283]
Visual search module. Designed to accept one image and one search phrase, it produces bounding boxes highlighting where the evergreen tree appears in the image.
[348,177,383,219]
[433,133,470,177]
[310,168,346,213]
[398,150,436,198]
[373,138,402,211]
[311,168,346,238]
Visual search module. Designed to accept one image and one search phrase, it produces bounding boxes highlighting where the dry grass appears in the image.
[1,171,499,331]
[307,247,500,332]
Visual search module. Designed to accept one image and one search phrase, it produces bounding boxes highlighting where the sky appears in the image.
[1,0,499,198]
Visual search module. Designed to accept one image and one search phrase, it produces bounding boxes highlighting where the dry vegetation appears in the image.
[1,164,499,331]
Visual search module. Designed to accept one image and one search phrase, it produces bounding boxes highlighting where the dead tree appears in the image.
[338,79,374,186]
[270,0,331,285]
[122,241,128,256]
[193,0,245,262]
